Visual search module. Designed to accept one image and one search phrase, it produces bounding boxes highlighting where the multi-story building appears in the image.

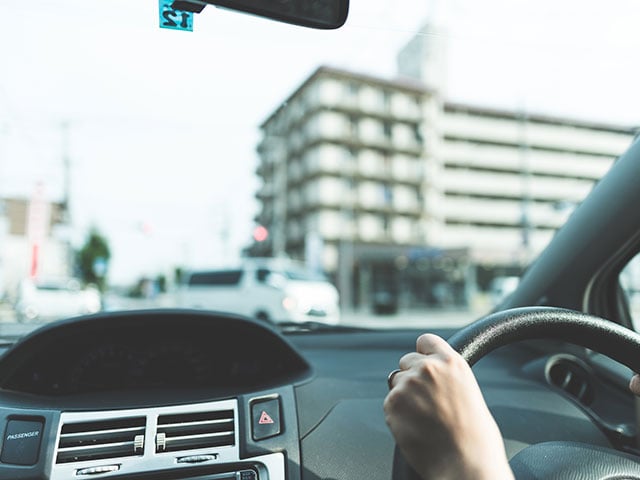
[251,65,636,310]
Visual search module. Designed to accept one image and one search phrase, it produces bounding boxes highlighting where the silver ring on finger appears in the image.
[387,368,402,390]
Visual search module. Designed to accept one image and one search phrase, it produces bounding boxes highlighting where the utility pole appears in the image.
[59,121,74,279]
[518,107,532,265]
[338,149,356,312]
[60,121,71,223]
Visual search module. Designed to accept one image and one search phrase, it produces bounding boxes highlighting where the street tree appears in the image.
[77,228,111,291]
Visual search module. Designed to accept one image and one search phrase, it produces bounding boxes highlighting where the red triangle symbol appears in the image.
[258,411,275,425]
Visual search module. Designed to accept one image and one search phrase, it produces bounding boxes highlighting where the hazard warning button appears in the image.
[251,397,281,441]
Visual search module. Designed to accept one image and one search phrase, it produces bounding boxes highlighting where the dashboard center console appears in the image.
[0,311,311,480]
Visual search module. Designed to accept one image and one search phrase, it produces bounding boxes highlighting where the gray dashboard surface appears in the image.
[289,330,611,479]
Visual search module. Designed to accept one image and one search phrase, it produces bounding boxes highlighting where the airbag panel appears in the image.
[510,441,640,479]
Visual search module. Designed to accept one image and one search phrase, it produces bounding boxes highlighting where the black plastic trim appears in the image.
[0,310,312,403]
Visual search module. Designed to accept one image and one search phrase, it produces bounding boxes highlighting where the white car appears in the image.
[15,279,102,323]
[178,259,340,324]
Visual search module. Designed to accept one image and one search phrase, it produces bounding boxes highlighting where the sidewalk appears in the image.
[0,303,15,323]
[341,308,486,329]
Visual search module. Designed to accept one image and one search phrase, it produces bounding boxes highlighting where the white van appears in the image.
[177,259,340,324]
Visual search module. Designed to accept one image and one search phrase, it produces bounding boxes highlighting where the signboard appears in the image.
[26,183,50,279]
[159,0,194,31]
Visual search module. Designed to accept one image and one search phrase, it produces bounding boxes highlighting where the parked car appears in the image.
[14,278,101,323]
[372,289,398,315]
[177,259,340,324]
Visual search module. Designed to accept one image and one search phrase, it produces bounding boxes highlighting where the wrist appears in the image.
[461,456,514,480]
[420,450,513,480]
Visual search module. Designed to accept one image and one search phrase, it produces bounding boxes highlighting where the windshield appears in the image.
[283,269,328,282]
[0,0,638,337]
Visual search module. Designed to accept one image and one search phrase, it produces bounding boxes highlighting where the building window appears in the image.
[349,115,359,138]
[381,182,393,205]
[383,153,392,175]
[383,121,393,139]
[343,210,357,239]
[348,81,359,98]
[345,177,358,195]
[414,124,423,143]
[343,208,355,220]
[347,147,358,175]
[382,214,391,234]
[382,90,391,110]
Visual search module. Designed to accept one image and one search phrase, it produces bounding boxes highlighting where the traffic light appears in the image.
[253,225,269,242]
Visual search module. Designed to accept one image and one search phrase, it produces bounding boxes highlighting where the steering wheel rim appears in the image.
[392,306,640,480]
[449,306,640,370]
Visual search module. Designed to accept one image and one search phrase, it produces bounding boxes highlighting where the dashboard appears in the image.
[0,311,310,398]
[0,311,310,480]
[0,310,634,480]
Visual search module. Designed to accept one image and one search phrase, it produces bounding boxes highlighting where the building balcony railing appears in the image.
[441,114,633,157]
[441,142,612,181]
[440,169,592,203]
[299,130,424,158]
[255,184,275,200]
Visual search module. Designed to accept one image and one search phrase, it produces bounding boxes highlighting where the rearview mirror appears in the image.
[172,0,349,29]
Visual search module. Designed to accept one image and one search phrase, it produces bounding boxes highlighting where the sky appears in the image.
[0,0,639,284]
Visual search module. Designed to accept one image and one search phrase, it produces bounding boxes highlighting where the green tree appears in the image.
[77,228,111,291]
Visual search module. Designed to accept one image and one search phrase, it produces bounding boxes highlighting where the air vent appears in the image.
[156,410,235,453]
[56,417,146,464]
[546,357,595,406]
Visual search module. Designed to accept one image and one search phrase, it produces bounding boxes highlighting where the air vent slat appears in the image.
[160,418,233,429]
[61,417,145,434]
[156,410,235,454]
[56,417,146,464]
[57,442,137,463]
[560,370,574,390]
[166,432,232,441]
[158,420,234,437]
[61,426,144,438]
[157,410,234,424]
[59,427,145,448]
[163,433,235,452]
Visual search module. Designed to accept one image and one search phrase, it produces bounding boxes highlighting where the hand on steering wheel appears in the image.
[384,333,514,480]
[385,307,640,480]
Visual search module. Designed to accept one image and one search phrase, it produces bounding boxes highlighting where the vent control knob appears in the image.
[156,432,166,452]
[134,434,145,454]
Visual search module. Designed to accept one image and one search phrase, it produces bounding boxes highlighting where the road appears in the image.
[0,297,484,340]
[341,308,481,329]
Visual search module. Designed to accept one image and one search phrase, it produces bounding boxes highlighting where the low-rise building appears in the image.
[0,197,71,300]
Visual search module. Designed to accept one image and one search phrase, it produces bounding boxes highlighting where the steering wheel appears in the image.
[392,306,640,480]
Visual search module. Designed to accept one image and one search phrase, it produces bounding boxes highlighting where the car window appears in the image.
[187,270,244,287]
[256,268,271,283]
[620,254,640,330]
[34,284,68,291]
[283,270,328,282]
